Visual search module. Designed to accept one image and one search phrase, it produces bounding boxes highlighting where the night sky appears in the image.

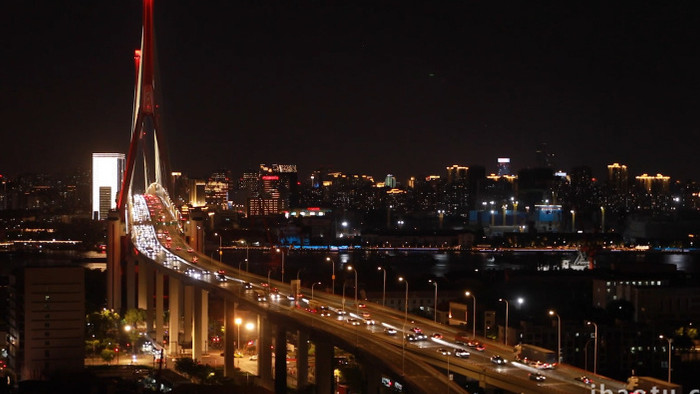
[3,1,700,181]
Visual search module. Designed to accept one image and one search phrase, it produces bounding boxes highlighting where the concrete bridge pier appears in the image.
[155,270,164,346]
[258,315,273,381]
[183,285,193,352]
[138,263,155,334]
[200,289,209,354]
[296,330,309,391]
[274,326,287,393]
[192,288,203,360]
[126,256,136,310]
[315,340,334,394]
[168,276,180,356]
[223,299,236,377]
[106,212,123,311]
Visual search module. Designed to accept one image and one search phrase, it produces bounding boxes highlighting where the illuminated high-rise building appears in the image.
[91,153,125,220]
[636,173,670,194]
[497,158,511,176]
[446,165,468,183]
[384,174,397,188]
[607,163,629,194]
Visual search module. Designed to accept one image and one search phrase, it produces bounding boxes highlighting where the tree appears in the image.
[124,308,146,328]
[100,348,116,364]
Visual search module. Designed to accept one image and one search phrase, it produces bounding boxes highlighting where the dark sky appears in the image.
[3,1,700,181]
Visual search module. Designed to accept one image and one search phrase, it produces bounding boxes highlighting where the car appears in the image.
[244,282,253,290]
[249,355,258,361]
[336,310,348,320]
[529,372,546,382]
[364,318,376,325]
[410,327,423,334]
[454,348,470,358]
[474,342,486,351]
[436,348,451,356]
[384,328,397,336]
[575,376,594,384]
[320,307,332,317]
[406,334,418,342]
[216,270,226,281]
[358,303,367,308]
[431,332,443,339]
[361,312,371,319]
[346,318,361,326]
[490,355,507,365]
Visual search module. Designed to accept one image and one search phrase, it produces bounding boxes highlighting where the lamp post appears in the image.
[502,204,507,226]
[235,317,242,367]
[512,200,518,225]
[570,210,576,233]
[398,276,409,376]
[600,206,606,233]
[377,266,386,306]
[587,321,598,375]
[549,310,561,363]
[267,270,271,293]
[659,335,673,383]
[490,210,495,226]
[429,280,438,322]
[584,338,593,372]
[465,291,476,339]
[498,298,509,346]
[217,233,223,263]
[311,282,322,301]
[276,247,285,284]
[347,266,358,316]
[326,257,335,295]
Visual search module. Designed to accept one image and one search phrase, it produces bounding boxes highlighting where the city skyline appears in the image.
[3,2,700,181]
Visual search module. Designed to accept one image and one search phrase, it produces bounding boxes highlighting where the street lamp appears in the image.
[377,266,386,306]
[398,276,409,376]
[502,204,507,226]
[549,310,561,363]
[464,291,476,339]
[347,266,358,316]
[490,210,495,226]
[586,321,598,375]
[498,298,509,346]
[235,317,242,366]
[311,282,322,301]
[276,247,285,284]
[267,269,271,292]
[600,206,606,233]
[326,257,335,295]
[570,210,576,233]
[429,279,438,322]
[217,233,223,263]
[659,335,673,383]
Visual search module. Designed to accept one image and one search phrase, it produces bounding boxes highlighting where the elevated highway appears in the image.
[108,187,628,393]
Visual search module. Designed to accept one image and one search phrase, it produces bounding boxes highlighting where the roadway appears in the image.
[129,190,628,393]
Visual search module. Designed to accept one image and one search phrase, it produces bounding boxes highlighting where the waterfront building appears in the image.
[91,153,124,220]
